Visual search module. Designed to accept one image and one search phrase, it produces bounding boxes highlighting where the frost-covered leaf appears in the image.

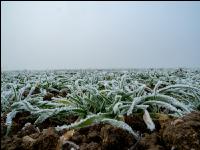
[101,118,139,140]
[143,109,155,131]
[5,110,19,135]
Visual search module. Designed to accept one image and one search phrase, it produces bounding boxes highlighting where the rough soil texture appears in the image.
[124,113,172,133]
[1,114,7,137]
[8,111,33,135]
[1,111,200,150]
[134,111,200,150]
[1,127,59,150]
[43,88,69,101]
[68,123,137,150]
[160,111,200,150]
[134,132,165,150]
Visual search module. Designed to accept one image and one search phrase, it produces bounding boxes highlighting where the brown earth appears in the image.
[1,111,78,136]
[43,88,69,100]
[1,127,59,150]
[160,111,200,150]
[68,123,137,150]
[1,111,200,150]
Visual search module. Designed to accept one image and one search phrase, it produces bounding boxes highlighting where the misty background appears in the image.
[1,1,200,70]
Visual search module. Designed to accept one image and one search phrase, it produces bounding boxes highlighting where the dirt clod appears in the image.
[1,111,200,150]
[59,88,69,97]
[160,111,200,150]
[43,92,54,100]
[1,127,59,150]
[69,123,136,150]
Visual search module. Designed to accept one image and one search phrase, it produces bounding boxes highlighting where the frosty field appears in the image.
[1,68,200,150]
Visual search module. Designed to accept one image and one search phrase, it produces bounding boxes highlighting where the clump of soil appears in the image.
[100,124,136,150]
[28,127,59,150]
[31,86,41,95]
[17,123,39,137]
[68,123,137,150]
[1,111,200,150]
[1,135,24,150]
[43,92,54,100]
[1,127,59,150]
[43,88,70,100]
[134,133,165,150]
[3,109,78,137]
[1,114,7,137]
[7,111,34,136]
[22,87,41,97]
[124,114,149,133]
[59,88,70,97]
[160,111,200,150]
[134,111,200,150]
[47,87,60,95]
[22,89,30,97]
[124,113,171,134]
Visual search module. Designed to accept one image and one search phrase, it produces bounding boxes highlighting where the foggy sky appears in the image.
[1,1,200,70]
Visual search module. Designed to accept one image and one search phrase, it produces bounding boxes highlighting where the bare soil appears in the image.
[160,111,200,150]
[1,111,200,150]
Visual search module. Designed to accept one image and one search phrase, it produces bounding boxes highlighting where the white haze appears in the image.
[1,1,200,70]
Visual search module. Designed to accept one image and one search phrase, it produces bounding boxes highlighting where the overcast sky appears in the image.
[1,1,200,70]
